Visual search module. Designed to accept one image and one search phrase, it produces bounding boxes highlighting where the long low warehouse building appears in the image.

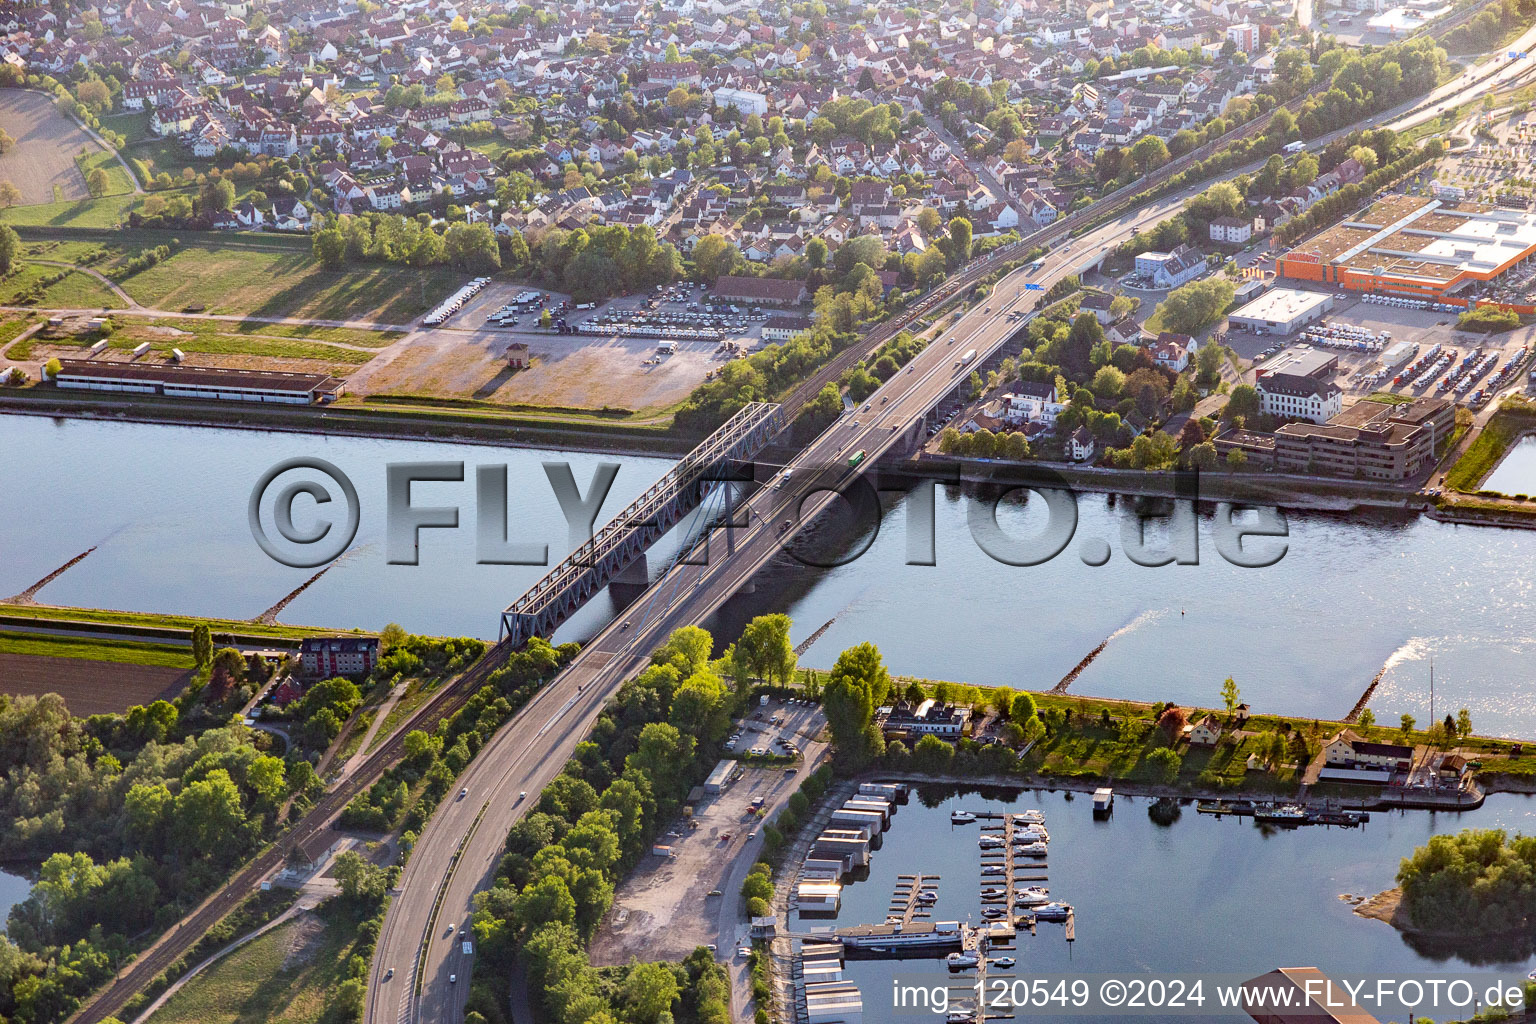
[1227,287,1335,335]
[1278,194,1536,301]
[48,360,345,404]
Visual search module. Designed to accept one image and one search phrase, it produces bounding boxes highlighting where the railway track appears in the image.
[69,641,515,1024]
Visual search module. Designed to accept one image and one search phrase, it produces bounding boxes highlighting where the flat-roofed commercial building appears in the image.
[50,359,344,404]
[1277,195,1536,300]
[1228,287,1335,335]
[1216,396,1453,480]
[1274,396,1453,480]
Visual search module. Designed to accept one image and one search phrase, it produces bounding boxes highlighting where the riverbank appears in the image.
[835,670,1536,801]
[0,603,373,647]
[0,389,698,458]
[908,451,1433,515]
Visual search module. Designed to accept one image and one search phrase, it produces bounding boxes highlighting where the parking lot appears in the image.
[727,697,827,758]
[345,279,764,413]
[1234,290,1534,404]
[589,698,828,967]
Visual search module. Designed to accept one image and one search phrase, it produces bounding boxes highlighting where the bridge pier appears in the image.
[608,553,649,602]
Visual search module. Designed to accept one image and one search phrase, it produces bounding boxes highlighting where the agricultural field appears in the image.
[0,263,125,309]
[145,909,358,1024]
[0,632,194,714]
[20,314,400,376]
[0,91,115,205]
[118,243,460,324]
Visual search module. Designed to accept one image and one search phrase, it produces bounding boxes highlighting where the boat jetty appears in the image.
[1196,799,1370,828]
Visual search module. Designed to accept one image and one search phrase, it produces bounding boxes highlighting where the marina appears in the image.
[791,785,1536,1024]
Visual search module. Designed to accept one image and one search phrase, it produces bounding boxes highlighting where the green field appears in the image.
[0,630,194,669]
[0,192,148,229]
[1,263,125,308]
[145,912,355,1024]
[0,604,371,641]
[119,245,460,323]
[76,146,138,196]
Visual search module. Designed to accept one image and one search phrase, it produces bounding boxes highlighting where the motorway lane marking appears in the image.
[539,696,579,736]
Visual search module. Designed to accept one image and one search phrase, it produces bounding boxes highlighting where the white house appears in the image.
[1002,380,1065,426]
[1209,215,1254,245]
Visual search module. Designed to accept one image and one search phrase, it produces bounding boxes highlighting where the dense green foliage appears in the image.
[465,621,762,1024]
[1457,307,1521,334]
[0,693,303,1023]
[1398,829,1536,936]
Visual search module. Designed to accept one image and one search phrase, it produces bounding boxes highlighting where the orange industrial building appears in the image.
[1277,195,1536,307]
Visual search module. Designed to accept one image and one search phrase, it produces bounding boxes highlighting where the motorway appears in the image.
[365,189,1220,1024]
[59,27,1532,1024]
[366,41,1536,1018]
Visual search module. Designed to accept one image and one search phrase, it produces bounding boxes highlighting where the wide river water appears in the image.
[6,414,1536,735]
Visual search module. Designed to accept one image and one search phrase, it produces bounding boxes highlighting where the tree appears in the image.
[444,222,501,273]
[1223,383,1260,422]
[1400,714,1416,736]
[0,181,19,209]
[1009,691,1037,724]
[1456,708,1473,739]
[1220,677,1240,717]
[333,849,388,906]
[200,177,235,213]
[313,226,347,269]
[621,961,681,1024]
[946,216,972,269]
[191,623,213,669]
[1146,747,1182,784]
[732,614,796,686]
[173,768,246,860]
[1154,278,1235,335]
[85,166,110,198]
[822,642,890,768]
[1358,709,1376,732]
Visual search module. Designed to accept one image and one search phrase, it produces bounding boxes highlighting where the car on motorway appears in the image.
[458,788,467,800]
[737,947,752,959]
[450,974,457,984]
[708,889,723,897]
[517,791,526,802]
[385,968,394,981]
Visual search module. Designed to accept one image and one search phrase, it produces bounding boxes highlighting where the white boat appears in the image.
[916,890,939,904]
[991,956,1017,969]
[1012,810,1045,823]
[951,810,978,824]
[1033,902,1072,921]
[1013,831,1049,844]
[1015,892,1052,908]
[981,865,1006,875]
[978,836,1005,848]
[1013,841,1048,857]
[981,906,1007,919]
[980,888,1008,899]
[947,952,979,969]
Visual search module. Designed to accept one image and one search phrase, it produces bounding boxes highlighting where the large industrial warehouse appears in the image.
[1277,195,1536,300]
[1227,287,1336,335]
[49,360,346,404]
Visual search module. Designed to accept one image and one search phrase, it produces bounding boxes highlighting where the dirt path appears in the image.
[0,301,414,334]
[342,681,407,777]
[29,260,139,306]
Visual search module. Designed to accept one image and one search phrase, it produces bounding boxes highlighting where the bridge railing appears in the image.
[500,401,783,631]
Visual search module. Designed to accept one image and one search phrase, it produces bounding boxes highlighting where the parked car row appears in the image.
[421,277,491,327]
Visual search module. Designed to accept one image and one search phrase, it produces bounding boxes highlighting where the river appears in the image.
[806,785,1536,1023]
[6,414,1536,735]
[1485,435,1536,497]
